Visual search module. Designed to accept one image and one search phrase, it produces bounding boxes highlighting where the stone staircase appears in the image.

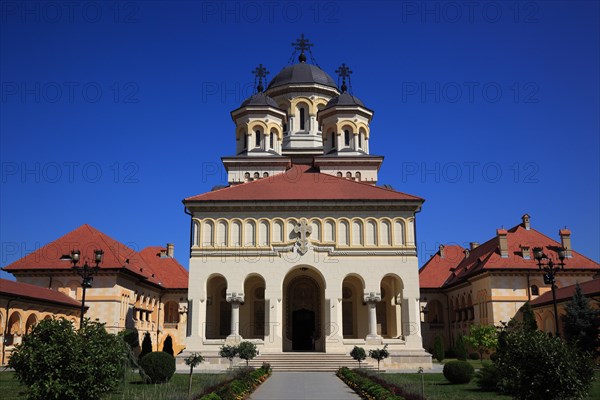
[238,352,376,372]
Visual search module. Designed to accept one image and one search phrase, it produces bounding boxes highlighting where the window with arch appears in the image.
[192,221,199,247]
[164,301,180,324]
[244,172,250,182]
[344,130,350,146]
[269,132,274,149]
[299,107,306,130]
[242,131,247,149]
[336,171,342,177]
[358,132,363,148]
[346,171,352,179]
[254,172,260,180]
[531,285,539,296]
[255,130,261,147]
[355,171,361,181]
[331,131,336,149]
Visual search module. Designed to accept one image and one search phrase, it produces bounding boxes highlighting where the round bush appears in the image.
[469,352,480,360]
[443,360,475,384]
[139,351,176,384]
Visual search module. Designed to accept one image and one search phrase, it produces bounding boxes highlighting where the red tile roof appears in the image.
[184,165,423,202]
[138,247,189,289]
[419,245,465,289]
[420,222,600,289]
[0,278,81,308]
[530,279,600,307]
[2,225,188,290]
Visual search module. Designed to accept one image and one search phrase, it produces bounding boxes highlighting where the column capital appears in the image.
[226,292,244,304]
[364,291,382,303]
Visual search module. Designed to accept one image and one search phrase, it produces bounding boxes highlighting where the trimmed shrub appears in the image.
[475,362,499,391]
[237,341,258,366]
[468,352,479,360]
[433,336,445,362]
[350,346,367,367]
[443,360,474,384]
[337,367,406,400]
[200,393,221,400]
[139,351,176,384]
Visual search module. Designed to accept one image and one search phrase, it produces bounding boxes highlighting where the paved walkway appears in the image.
[249,372,361,400]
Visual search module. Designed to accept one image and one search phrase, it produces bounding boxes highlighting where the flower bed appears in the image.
[197,365,271,400]
[337,367,421,400]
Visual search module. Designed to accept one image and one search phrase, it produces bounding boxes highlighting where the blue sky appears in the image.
[1,1,598,278]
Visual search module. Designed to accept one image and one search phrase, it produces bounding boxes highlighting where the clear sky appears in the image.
[1,1,599,279]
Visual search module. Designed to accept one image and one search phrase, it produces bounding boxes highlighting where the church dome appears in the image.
[240,92,281,109]
[323,92,366,110]
[267,63,337,90]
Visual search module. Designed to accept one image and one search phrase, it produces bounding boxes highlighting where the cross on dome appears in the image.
[335,63,353,93]
[291,34,314,63]
[251,63,269,93]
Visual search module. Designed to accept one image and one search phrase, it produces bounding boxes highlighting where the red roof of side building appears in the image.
[0,278,81,308]
[420,222,600,289]
[138,247,189,289]
[2,225,189,290]
[184,165,423,203]
[530,279,600,307]
[419,245,466,289]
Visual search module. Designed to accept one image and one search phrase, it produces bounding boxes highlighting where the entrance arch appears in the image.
[282,267,325,352]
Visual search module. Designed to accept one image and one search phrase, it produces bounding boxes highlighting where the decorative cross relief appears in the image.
[294,219,312,255]
[364,291,382,303]
[226,292,244,303]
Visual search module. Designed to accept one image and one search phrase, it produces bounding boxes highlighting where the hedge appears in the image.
[337,367,423,400]
[197,366,270,400]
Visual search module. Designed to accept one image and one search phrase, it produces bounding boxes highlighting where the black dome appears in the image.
[240,92,281,109]
[267,63,337,90]
[323,92,366,110]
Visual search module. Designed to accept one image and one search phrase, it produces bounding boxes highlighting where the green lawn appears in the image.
[381,371,600,400]
[0,370,228,400]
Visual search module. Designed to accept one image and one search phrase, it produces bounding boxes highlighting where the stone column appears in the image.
[364,292,382,343]
[226,292,244,342]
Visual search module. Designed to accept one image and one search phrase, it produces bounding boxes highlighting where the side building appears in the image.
[2,224,189,360]
[419,214,600,351]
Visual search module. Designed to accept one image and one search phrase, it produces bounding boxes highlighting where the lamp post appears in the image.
[65,249,103,329]
[533,246,566,336]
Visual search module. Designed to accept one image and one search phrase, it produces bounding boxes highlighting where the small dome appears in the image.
[240,92,281,109]
[323,92,366,110]
[267,63,337,90]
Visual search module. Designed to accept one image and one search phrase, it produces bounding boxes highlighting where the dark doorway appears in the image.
[292,308,315,351]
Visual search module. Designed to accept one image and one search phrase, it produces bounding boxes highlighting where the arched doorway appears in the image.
[283,267,325,352]
[205,275,230,339]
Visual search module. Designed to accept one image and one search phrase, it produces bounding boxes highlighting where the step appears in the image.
[238,352,376,371]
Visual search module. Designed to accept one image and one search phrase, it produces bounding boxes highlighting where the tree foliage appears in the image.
[433,335,445,362]
[162,335,174,356]
[519,302,538,332]
[368,344,389,373]
[8,318,128,400]
[350,346,367,367]
[453,334,467,360]
[561,282,600,357]
[495,321,594,400]
[138,351,176,384]
[464,324,498,361]
[237,341,258,366]
[140,331,153,359]
[219,344,239,368]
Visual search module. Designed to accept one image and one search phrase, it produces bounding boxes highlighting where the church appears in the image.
[183,36,431,369]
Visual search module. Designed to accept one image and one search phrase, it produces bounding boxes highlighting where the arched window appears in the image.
[346,171,352,179]
[336,171,342,177]
[331,132,336,148]
[164,301,180,324]
[344,130,350,146]
[255,130,261,147]
[243,132,247,149]
[531,285,539,296]
[358,133,363,148]
[269,132,274,149]
[355,171,361,181]
[254,172,260,180]
[299,107,306,130]
[244,172,250,182]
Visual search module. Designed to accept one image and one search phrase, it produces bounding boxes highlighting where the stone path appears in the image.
[249,372,361,400]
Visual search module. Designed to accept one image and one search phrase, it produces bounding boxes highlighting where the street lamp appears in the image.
[64,249,103,329]
[533,246,566,336]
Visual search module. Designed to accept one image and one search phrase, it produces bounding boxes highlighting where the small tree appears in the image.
[519,302,538,332]
[453,334,467,360]
[369,344,389,373]
[561,283,600,357]
[185,352,204,396]
[140,332,153,359]
[162,335,174,356]
[433,335,445,362]
[8,318,127,400]
[219,344,239,369]
[495,321,594,400]
[464,324,498,361]
[350,346,366,368]
[237,341,258,367]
